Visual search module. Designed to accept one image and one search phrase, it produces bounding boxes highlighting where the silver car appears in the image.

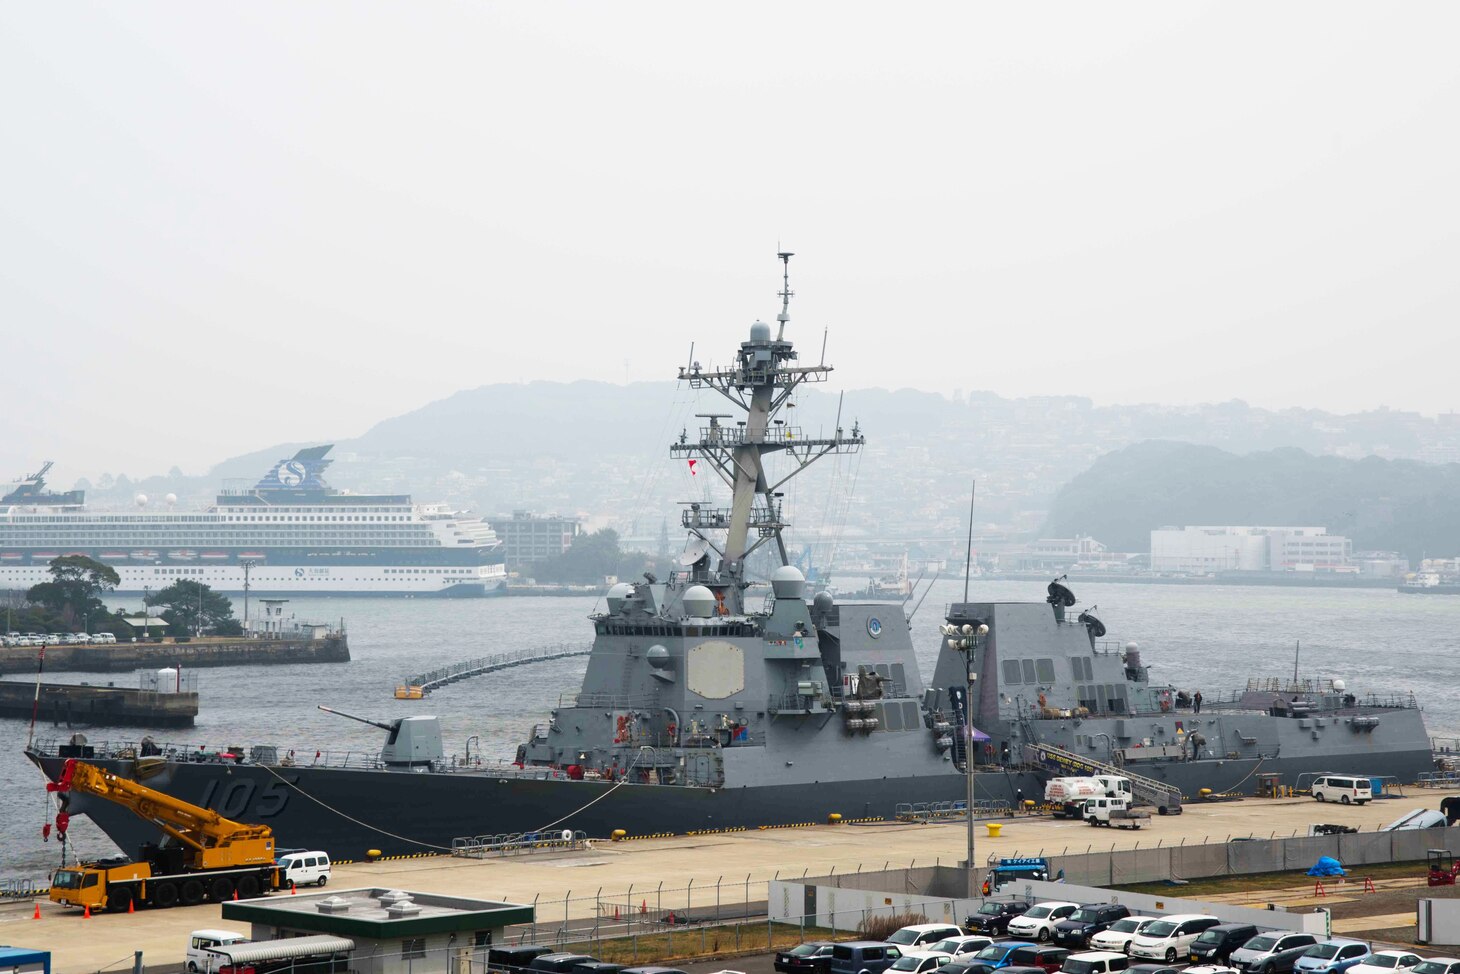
[1231,935,1320,974]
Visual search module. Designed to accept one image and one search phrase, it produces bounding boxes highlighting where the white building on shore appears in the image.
[1150,525,1353,573]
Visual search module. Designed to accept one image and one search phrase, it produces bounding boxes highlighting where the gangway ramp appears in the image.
[396,643,591,698]
[1024,742,1183,813]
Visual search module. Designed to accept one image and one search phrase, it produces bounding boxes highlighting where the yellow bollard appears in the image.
[827,813,842,824]
[986,822,1003,838]
[611,829,627,841]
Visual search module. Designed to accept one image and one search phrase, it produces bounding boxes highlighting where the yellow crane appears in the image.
[46,758,279,913]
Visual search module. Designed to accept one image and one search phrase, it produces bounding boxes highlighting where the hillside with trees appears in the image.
[1044,441,1460,559]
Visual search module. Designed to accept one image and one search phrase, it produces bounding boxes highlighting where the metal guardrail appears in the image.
[402,643,591,696]
[451,830,589,858]
[0,878,47,898]
[1417,770,1460,788]
[895,799,1010,822]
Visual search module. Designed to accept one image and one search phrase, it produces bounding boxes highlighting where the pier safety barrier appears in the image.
[895,799,1011,823]
[452,830,590,858]
[0,878,47,899]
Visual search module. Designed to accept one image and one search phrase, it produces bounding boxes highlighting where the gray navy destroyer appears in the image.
[26,254,1437,860]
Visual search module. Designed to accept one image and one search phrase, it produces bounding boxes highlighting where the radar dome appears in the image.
[646,644,671,668]
[134,493,148,508]
[164,493,178,507]
[749,320,772,342]
[1333,679,1346,692]
[770,565,806,599]
[683,585,716,618]
[813,591,835,615]
[606,582,634,613]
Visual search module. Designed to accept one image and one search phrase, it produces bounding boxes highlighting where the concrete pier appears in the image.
[0,635,349,675]
[13,786,1460,974]
[0,680,198,727]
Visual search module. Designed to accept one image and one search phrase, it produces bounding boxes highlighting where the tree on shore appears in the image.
[146,579,243,637]
[26,556,120,631]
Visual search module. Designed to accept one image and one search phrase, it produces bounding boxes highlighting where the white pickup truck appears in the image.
[1084,796,1150,829]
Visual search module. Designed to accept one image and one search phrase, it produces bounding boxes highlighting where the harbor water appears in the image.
[3,579,1458,883]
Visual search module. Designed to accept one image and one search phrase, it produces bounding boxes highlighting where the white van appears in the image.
[1312,776,1373,805]
[278,850,331,887]
[1128,915,1222,962]
[187,930,249,973]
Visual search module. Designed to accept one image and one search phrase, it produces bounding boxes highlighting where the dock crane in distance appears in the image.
[46,758,280,913]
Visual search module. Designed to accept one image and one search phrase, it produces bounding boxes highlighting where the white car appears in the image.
[1089,917,1158,954]
[928,937,994,960]
[886,925,966,950]
[1006,901,1081,943]
[1413,961,1460,974]
[1349,953,1423,974]
[1186,968,1240,974]
[1128,915,1222,963]
[886,953,953,974]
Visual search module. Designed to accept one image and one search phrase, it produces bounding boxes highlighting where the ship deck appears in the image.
[21,786,1460,974]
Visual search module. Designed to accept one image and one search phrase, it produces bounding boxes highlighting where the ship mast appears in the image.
[671,253,864,611]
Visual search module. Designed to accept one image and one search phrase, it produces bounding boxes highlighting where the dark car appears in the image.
[619,968,687,974]
[1007,947,1069,974]
[830,943,905,974]
[934,964,997,974]
[1230,933,1320,974]
[1053,905,1133,949]
[572,965,624,974]
[777,944,838,974]
[966,900,1033,935]
[997,968,1051,974]
[490,947,554,973]
[1126,966,1182,974]
[531,955,597,974]
[1189,925,1260,965]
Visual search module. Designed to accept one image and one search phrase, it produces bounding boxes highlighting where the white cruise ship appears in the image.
[0,447,506,597]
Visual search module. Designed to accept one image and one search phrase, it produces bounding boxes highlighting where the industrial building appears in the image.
[487,510,582,569]
[1150,525,1354,574]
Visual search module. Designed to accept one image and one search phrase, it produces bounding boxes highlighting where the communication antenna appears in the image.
[963,480,977,603]
[776,251,794,339]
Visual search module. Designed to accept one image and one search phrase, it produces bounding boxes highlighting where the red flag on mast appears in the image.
[687,460,697,476]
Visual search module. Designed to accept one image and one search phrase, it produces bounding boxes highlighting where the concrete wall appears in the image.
[768,877,1327,937]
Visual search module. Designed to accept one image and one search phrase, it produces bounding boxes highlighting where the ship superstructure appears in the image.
[23,254,1437,863]
[0,448,504,596]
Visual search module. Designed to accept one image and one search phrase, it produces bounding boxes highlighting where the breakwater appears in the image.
[0,680,198,728]
[0,634,350,674]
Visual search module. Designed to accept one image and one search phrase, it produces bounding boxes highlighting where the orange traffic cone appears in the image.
[83,905,91,919]
[232,889,239,900]
[128,898,135,914]
[290,882,297,895]
[32,903,40,920]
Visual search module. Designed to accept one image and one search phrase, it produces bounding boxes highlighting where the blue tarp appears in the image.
[1307,856,1346,877]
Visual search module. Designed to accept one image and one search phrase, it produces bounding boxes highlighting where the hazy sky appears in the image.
[3,3,1458,480]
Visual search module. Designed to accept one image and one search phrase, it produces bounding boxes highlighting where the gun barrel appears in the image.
[317,705,393,731]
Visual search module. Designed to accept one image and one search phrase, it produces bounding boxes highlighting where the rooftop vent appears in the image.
[315,896,352,914]
[377,889,412,906]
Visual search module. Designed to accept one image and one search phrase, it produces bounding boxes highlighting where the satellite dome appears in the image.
[749,320,772,342]
[134,493,148,508]
[646,644,671,668]
[1333,679,1346,692]
[770,565,806,600]
[683,585,716,618]
[1125,642,1139,652]
[164,493,178,507]
[605,582,634,613]
[813,591,835,614]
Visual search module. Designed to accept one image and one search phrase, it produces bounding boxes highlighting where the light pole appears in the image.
[943,619,989,894]
[243,560,255,633]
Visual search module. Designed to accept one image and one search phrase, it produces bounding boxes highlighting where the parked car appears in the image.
[1230,933,1319,974]
[1294,941,1373,974]
[186,930,249,973]
[830,943,905,974]
[1347,953,1423,974]
[969,943,1038,971]
[929,937,995,960]
[531,955,598,974]
[1413,961,1460,974]
[1128,916,1222,963]
[776,942,838,974]
[935,963,996,974]
[1060,951,1134,974]
[1382,809,1448,831]
[1006,946,1068,973]
[1089,918,1158,955]
[1185,967,1240,974]
[1310,775,1373,805]
[489,946,554,973]
[619,968,687,974]
[1190,925,1260,965]
[572,963,625,974]
[888,954,954,974]
[966,901,1033,935]
[277,850,331,887]
[888,926,967,950]
[1053,905,1133,950]
[1126,966,1182,974]
[1008,902,1081,943]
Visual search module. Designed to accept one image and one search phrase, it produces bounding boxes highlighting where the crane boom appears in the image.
[48,758,274,867]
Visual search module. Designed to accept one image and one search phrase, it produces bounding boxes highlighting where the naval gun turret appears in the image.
[318,705,443,767]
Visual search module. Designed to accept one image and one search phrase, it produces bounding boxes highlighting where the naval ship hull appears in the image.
[28,737,1434,862]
